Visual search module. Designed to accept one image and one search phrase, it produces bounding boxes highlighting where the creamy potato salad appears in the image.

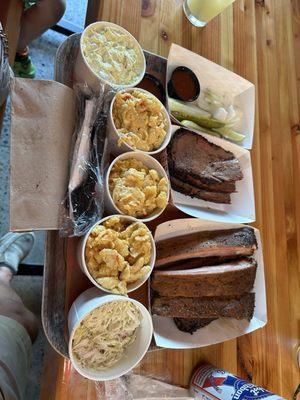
[81,25,144,86]
[85,217,152,294]
[109,159,168,218]
[113,90,168,151]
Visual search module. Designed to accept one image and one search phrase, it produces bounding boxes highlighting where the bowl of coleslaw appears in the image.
[68,287,153,381]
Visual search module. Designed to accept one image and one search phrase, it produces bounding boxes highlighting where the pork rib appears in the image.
[152,293,255,320]
[173,317,216,333]
[155,227,257,268]
[151,259,257,297]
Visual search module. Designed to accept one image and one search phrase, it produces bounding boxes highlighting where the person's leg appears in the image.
[0,232,38,400]
[17,0,66,53]
[14,0,66,78]
[0,266,38,342]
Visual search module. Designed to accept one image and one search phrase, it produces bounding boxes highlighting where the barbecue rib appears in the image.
[173,318,216,333]
[152,293,255,320]
[151,259,257,298]
[155,227,257,268]
[168,128,243,203]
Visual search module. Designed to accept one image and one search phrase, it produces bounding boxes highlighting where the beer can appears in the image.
[189,364,284,400]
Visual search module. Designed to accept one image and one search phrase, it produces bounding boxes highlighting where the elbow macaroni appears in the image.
[113,90,167,151]
[109,158,168,218]
[85,217,152,294]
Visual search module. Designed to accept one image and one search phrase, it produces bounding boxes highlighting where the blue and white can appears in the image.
[190,364,284,400]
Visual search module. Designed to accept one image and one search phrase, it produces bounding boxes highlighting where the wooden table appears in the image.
[41,0,300,398]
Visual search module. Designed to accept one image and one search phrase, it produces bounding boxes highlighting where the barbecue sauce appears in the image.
[137,73,166,105]
[168,66,200,102]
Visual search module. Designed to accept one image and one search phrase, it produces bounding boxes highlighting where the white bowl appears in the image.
[68,287,153,381]
[104,151,170,222]
[74,21,146,90]
[78,214,156,294]
[107,88,172,155]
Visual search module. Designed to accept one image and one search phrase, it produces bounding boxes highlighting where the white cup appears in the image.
[78,214,156,294]
[107,87,172,155]
[74,21,146,90]
[68,287,153,381]
[104,151,170,222]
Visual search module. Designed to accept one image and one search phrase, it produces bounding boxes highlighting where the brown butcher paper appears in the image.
[10,78,75,231]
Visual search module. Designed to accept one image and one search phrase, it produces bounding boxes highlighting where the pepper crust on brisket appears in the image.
[167,128,243,203]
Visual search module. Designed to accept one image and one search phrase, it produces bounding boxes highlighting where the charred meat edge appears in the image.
[155,227,257,268]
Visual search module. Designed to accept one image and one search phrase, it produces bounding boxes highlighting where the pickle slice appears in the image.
[213,127,245,142]
[181,120,221,137]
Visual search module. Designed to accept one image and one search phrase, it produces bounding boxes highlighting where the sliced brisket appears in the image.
[155,227,257,268]
[168,128,243,186]
[172,168,236,193]
[171,176,231,203]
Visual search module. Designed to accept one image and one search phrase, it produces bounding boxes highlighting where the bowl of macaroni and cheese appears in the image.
[74,21,146,89]
[104,152,170,222]
[78,215,156,294]
[108,88,172,154]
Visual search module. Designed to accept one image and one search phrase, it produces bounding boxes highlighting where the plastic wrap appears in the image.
[60,83,116,236]
[0,24,10,107]
[94,373,193,400]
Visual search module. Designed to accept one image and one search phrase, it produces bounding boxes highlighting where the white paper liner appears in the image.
[170,125,256,223]
[167,43,255,149]
[151,218,267,349]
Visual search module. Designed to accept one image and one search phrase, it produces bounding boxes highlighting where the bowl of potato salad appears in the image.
[104,151,170,222]
[78,215,156,295]
[75,21,146,89]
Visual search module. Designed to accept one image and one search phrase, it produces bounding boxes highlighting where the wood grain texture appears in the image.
[41,0,300,398]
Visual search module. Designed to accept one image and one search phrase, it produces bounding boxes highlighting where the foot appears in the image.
[13,47,36,79]
[0,232,35,274]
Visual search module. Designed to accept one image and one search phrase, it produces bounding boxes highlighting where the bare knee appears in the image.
[0,299,39,343]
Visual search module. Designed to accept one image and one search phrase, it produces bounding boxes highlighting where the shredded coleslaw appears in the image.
[72,301,141,371]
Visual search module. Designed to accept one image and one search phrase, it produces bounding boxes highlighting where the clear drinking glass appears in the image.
[183,0,235,27]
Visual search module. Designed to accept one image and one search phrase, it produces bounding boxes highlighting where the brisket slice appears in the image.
[171,176,231,203]
[155,227,257,268]
[171,168,236,193]
[173,318,216,334]
[151,259,257,298]
[168,128,243,186]
[152,293,255,320]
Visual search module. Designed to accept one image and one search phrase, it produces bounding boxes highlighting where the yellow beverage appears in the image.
[183,0,235,27]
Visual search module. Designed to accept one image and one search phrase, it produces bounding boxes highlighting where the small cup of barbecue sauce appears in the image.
[137,73,166,105]
[167,66,200,102]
